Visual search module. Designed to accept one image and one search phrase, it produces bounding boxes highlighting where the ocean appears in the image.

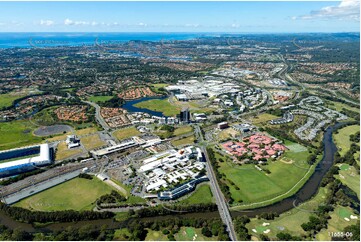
[0,32,219,49]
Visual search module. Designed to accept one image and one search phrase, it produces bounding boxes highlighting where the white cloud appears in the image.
[39,19,54,26]
[64,19,122,27]
[64,18,74,25]
[64,18,90,26]
[293,0,360,21]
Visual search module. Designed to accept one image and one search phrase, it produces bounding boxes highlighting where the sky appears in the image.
[0,0,359,33]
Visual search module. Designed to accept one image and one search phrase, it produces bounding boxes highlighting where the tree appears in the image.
[276,232,293,241]
[201,227,213,237]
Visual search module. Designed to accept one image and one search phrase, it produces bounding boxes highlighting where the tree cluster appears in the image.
[0,203,114,223]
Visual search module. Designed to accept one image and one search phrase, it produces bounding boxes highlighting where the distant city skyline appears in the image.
[0,0,359,33]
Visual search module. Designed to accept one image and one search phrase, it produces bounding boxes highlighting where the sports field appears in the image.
[113,127,140,140]
[216,141,313,207]
[333,125,360,156]
[0,120,42,151]
[14,177,114,211]
[134,98,180,116]
[178,184,214,205]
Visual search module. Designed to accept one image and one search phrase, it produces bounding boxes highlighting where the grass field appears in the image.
[151,83,169,93]
[14,177,114,211]
[46,133,70,142]
[247,186,329,240]
[215,141,312,207]
[178,184,214,205]
[145,229,169,241]
[171,135,195,147]
[326,101,360,113]
[55,141,83,161]
[175,227,218,241]
[333,125,360,156]
[31,106,59,126]
[218,127,239,141]
[251,113,278,124]
[335,163,360,198]
[134,98,180,116]
[174,126,193,136]
[81,134,106,150]
[316,206,359,241]
[145,227,218,241]
[0,120,43,151]
[75,127,98,136]
[0,93,26,109]
[110,179,147,205]
[88,95,113,103]
[113,127,140,141]
[113,228,132,240]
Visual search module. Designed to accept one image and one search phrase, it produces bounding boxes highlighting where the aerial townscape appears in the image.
[0,1,360,241]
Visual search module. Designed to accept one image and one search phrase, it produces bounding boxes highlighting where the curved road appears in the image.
[83,100,110,130]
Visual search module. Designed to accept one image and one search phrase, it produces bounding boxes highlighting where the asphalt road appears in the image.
[83,100,110,130]
[194,124,237,241]
[202,146,237,241]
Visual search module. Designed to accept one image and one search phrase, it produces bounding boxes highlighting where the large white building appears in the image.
[138,146,205,192]
[0,144,53,178]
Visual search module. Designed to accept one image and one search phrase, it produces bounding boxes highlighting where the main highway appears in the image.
[194,124,237,241]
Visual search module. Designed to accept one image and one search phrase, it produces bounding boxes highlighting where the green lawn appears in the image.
[316,206,359,241]
[112,127,140,141]
[171,135,195,147]
[151,83,169,93]
[178,184,214,205]
[335,163,360,198]
[0,93,26,109]
[145,229,169,241]
[247,186,329,240]
[14,177,114,211]
[113,228,132,240]
[145,227,219,241]
[134,99,180,116]
[174,126,193,136]
[333,125,360,156]
[110,179,147,205]
[88,95,113,103]
[31,106,58,126]
[326,100,360,113]
[222,160,311,206]
[0,120,42,151]
[251,113,279,124]
[81,134,106,150]
[215,141,314,208]
[175,227,218,241]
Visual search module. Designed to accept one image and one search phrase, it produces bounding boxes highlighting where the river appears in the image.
[121,96,168,117]
[0,122,354,232]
